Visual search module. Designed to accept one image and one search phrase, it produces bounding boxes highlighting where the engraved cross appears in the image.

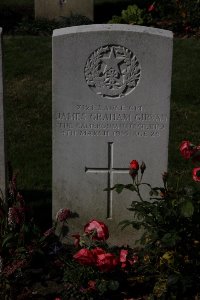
[85,142,129,219]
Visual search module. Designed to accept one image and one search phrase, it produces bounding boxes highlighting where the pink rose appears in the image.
[96,252,119,272]
[73,248,95,266]
[180,141,195,160]
[120,249,128,268]
[192,167,200,182]
[84,219,109,240]
[56,208,71,222]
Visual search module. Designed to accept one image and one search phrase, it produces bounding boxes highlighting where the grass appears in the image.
[3,36,52,227]
[169,38,200,180]
[2,35,200,224]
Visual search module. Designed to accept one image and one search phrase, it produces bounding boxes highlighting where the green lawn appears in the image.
[2,35,200,224]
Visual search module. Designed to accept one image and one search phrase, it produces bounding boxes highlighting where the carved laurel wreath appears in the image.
[84,45,141,99]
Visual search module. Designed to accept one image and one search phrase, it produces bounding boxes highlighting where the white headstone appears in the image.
[0,29,6,200]
[52,25,173,245]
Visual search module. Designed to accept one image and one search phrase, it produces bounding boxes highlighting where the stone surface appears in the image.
[35,0,94,21]
[52,24,173,245]
[0,29,6,200]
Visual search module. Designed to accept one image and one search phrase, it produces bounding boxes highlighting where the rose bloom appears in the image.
[96,252,119,272]
[120,249,128,268]
[56,208,71,222]
[91,247,106,258]
[180,140,195,160]
[73,248,95,266]
[84,219,109,240]
[148,3,155,12]
[192,167,200,182]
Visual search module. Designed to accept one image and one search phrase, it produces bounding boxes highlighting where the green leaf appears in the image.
[2,233,15,247]
[180,201,194,217]
[124,184,136,191]
[167,274,180,286]
[104,184,126,193]
[97,281,108,295]
[161,232,180,247]
[108,280,119,291]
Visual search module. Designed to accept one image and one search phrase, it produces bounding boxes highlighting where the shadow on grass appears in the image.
[21,189,52,231]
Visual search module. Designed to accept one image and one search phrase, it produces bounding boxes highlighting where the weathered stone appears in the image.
[52,25,173,245]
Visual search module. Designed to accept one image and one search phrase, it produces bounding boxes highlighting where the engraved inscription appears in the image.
[56,104,168,138]
[85,142,129,219]
[85,45,141,99]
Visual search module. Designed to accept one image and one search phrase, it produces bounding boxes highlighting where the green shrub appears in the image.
[147,0,200,31]
[0,1,34,33]
[109,4,145,25]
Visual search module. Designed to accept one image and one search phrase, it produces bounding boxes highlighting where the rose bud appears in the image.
[140,161,146,174]
[129,160,139,179]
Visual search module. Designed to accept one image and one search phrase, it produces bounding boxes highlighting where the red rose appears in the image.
[192,167,200,182]
[84,219,109,240]
[91,247,106,257]
[148,3,155,12]
[129,160,139,179]
[96,252,119,272]
[180,141,195,160]
[130,160,139,170]
[73,248,95,266]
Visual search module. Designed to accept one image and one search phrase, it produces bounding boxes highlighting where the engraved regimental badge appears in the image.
[85,45,141,99]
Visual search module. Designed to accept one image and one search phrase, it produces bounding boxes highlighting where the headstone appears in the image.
[0,29,6,200]
[52,24,173,245]
[35,0,94,21]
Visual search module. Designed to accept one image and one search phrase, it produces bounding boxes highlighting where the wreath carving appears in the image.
[84,45,141,99]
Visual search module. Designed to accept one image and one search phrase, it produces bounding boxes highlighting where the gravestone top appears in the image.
[0,28,6,200]
[52,24,173,246]
[53,24,173,38]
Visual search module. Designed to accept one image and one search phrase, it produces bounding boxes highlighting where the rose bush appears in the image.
[110,140,200,299]
[1,140,200,299]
